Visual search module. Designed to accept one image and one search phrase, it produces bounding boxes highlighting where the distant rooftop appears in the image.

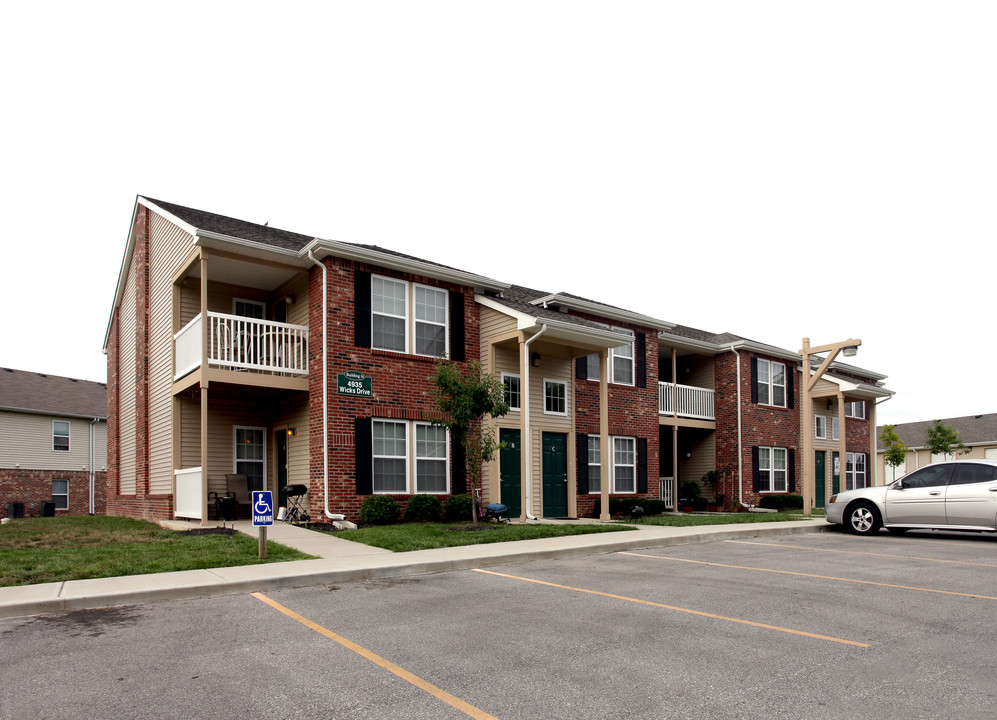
[0,368,107,419]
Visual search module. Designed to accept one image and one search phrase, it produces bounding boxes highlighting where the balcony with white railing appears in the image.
[174,312,309,381]
[659,382,715,421]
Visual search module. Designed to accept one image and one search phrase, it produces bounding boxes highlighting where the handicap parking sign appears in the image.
[252,491,274,527]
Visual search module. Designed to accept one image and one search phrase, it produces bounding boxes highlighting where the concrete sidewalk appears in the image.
[0,518,830,620]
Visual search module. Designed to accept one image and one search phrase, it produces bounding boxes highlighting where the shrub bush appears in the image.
[404,494,443,523]
[359,495,401,525]
[444,494,474,522]
[758,494,803,510]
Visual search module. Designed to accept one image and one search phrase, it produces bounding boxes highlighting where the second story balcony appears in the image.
[175,312,309,381]
[659,381,715,421]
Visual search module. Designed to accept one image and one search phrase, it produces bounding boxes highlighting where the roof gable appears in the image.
[0,368,107,418]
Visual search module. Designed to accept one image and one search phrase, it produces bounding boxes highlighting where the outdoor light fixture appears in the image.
[287,428,296,437]
[843,345,858,357]
[285,295,295,304]
[531,352,541,367]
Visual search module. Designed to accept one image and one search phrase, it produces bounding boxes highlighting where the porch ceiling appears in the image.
[187,256,303,292]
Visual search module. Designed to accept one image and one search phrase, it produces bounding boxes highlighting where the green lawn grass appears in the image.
[334,521,636,552]
[633,510,823,527]
[0,516,313,588]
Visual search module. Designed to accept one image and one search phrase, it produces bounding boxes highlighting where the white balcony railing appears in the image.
[174,467,202,520]
[659,382,715,420]
[174,312,309,380]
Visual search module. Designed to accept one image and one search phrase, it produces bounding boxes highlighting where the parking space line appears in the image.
[252,593,499,720]
[472,569,869,648]
[726,540,997,568]
[620,552,997,601]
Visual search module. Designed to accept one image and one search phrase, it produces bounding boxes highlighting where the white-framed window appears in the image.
[815,415,827,440]
[502,373,521,411]
[414,285,448,357]
[832,417,839,441]
[612,329,635,386]
[415,422,449,494]
[586,435,638,494]
[544,379,567,415]
[844,401,866,419]
[758,446,788,493]
[372,419,450,494]
[233,298,266,319]
[613,436,637,493]
[587,435,601,493]
[53,420,70,452]
[52,479,69,510]
[756,359,787,408]
[371,275,449,358]
[846,452,867,490]
[373,420,408,493]
[371,276,408,353]
[234,426,266,493]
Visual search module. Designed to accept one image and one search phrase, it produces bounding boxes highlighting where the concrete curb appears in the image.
[0,521,829,620]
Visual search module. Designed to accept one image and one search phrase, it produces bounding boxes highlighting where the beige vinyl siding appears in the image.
[178,397,201,469]
[683,356,714,390]
[148,214,196,494]
[0,412,105,470]
[273,395,310,512]
[682,433,715,495]
[277,274,310,327]
[119,262,137,495]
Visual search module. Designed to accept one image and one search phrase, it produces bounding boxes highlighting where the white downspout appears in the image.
[89,418,98,514]
[521,324,548,520]
[307,251,343,521]
[729,345,744,507]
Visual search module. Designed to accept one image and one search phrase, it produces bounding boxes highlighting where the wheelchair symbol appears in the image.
[255,495,272,515]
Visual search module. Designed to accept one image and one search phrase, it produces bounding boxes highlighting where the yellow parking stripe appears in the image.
[252,593,499,720]
[726,540,997,568]
[620,552,997,601]
[472,569,869,648]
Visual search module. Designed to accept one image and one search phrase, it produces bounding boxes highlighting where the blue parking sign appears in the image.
[252,491,274,527]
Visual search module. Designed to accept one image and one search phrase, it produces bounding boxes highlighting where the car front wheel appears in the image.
[847,502,881,536]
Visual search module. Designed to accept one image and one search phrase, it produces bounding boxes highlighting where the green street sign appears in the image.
[337,370,372,397]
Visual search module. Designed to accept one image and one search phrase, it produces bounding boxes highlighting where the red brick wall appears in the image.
[309,257,482,522]
[573,323,660,518]
[1,469,106,516]
[714,351,801,506]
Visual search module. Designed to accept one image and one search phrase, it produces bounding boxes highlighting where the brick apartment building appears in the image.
[103,196,891,524]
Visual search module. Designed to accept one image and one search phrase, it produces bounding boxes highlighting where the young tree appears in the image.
[879,424,908,482]
[430,358,509,524]
[924,419,968,460]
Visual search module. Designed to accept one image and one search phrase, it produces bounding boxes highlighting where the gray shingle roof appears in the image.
[0,368,107,418]
[877,413,997,450]
[489,285,641,333]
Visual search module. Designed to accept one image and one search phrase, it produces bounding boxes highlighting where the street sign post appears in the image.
[252,491,274,559]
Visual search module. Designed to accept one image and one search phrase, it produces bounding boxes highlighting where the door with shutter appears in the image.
[499,429,521,518]
[542,432,568,518]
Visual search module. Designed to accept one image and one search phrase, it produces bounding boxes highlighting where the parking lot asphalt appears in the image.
[0,518,828,619]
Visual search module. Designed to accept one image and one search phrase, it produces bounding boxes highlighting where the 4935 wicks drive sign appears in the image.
[337,370,372,397]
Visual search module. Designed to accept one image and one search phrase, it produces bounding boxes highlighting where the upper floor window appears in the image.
[814,415,827,440]
[370,275,449,358]
[53,421,70,452]
[544,379,567,415]
[844,401,866,419]
[832,417,839,441]
[756,359,787,408]
[502,373,521,411]
[612,329,635,385]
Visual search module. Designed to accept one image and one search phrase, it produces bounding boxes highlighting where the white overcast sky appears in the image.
[2,2,994,427]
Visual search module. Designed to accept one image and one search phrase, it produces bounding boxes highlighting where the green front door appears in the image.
[499,429,521,518]
[815,451,826,508]
[276,432,289,509]
[542,432,568,518]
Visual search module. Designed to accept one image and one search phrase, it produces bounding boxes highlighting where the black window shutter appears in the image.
[451,433,467,495]
[355,271,371,348]
[449,290,465,362]
[750,358,759,404]
[576,357,587,380]
[576,433,589,494]
[752,446,760,493]
[355,417,373,495]
[636,333,647,388]
[788,449,796,493]
[637,437,648,494]
[786,364,795,409]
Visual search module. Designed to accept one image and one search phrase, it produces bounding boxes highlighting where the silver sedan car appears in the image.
[826,459,997,535]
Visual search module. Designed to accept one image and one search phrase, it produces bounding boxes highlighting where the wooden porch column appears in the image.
[837,393,847,492]
[868,399,877,486]
[672,348,678,508]
[199,255,210,525]
[599,349,610,521]
[519,335,529,521]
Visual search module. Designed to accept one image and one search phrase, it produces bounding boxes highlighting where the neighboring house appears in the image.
[104,196,892,524]
[876,413,997,483]
[0,368,107,516]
